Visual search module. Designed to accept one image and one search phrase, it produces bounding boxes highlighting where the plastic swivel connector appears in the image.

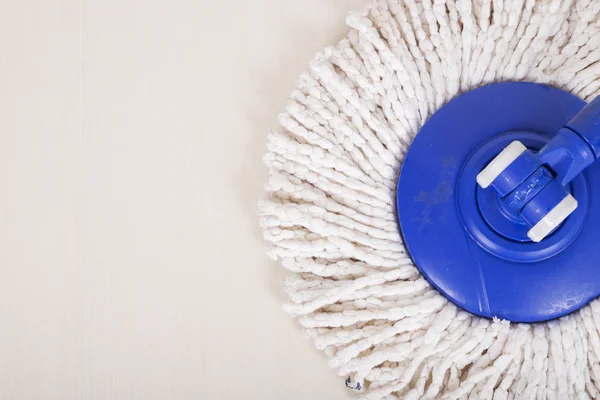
[477,97,600,242]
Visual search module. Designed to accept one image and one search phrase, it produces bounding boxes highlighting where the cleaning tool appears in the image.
[259,0,600,398]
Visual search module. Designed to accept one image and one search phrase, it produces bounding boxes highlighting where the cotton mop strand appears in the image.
[259,0,600,398]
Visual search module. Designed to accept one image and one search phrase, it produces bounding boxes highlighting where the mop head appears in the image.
[259,0,600,398]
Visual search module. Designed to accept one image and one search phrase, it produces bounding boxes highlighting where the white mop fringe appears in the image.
[259,0,600,398]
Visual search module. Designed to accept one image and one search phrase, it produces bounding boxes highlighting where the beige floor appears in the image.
[0,0,371,399]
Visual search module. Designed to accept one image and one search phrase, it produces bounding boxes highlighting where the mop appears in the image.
[259,0,600,398]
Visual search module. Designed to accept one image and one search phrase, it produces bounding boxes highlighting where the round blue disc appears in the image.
[396,82,600,323]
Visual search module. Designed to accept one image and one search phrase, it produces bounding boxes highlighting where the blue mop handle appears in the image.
[566,96,600,158]
[538,96,600,186]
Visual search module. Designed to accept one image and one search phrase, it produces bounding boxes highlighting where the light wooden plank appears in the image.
[0,2,82,399]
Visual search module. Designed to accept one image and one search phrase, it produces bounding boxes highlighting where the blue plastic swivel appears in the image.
[477,97,600,242]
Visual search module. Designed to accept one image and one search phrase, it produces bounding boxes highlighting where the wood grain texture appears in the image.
[0,0,369,398]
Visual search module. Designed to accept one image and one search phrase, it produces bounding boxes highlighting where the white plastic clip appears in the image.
[477,141,527,189]
[527,194,578,242]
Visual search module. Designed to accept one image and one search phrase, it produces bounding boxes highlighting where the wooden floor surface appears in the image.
[0,1,369,398]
